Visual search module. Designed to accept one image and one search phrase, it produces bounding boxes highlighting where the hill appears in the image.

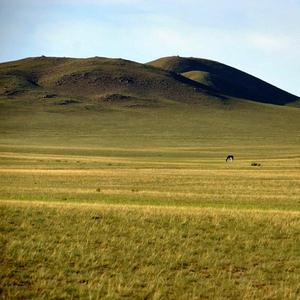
[148,56,299,105]
[0,55,299,149]
[0,56,225,108]
[1,55,299,109]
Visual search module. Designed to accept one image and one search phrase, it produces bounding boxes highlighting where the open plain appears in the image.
[0,56,300,299]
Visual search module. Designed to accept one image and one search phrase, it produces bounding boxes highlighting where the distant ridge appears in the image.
[0,55,298,107]
[147,56,299,105]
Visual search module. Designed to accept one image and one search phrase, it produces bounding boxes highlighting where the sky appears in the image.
[0,0,299,95]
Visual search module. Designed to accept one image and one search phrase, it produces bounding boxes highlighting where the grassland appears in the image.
[0,146,300,211]
[0,97,300,299]
[1,202,300,299]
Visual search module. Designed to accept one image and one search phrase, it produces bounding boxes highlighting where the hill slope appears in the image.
[148,56,299,105]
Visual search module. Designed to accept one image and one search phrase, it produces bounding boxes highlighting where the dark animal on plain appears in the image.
[226,155,234,162]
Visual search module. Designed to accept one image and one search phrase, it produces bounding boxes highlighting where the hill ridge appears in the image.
[0,55,298,107]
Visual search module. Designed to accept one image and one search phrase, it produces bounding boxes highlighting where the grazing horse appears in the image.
[226,155,234,162]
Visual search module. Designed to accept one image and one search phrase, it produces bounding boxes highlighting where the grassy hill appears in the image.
[1,55,299,109]
[148,56,299,105]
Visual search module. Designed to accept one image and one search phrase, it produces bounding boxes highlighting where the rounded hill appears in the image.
[147,56,299,105]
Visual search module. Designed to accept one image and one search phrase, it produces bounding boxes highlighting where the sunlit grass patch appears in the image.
[0,152,299,211]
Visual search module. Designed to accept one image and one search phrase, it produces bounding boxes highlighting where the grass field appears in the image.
[1,202,300,299]
[1,100,300,299]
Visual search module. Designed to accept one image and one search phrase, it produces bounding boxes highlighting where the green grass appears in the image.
[0,98,300,298]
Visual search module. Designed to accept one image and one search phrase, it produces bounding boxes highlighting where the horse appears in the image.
[226,155,234,162]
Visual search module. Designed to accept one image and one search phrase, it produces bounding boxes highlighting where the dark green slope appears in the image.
[148,56,299,105]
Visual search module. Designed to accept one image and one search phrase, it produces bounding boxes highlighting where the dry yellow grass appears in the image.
[1,146,299,298]
[1,200,300,299]
[0,148,299,211]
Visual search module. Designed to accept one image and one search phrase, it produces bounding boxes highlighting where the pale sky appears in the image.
[0,0,299,95]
